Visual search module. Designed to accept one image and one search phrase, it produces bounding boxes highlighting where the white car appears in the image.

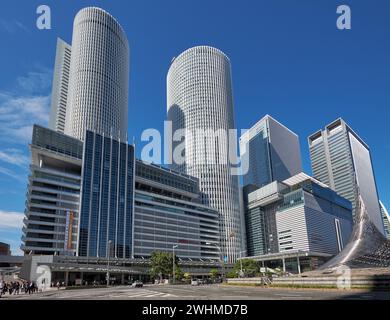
[191,280,199,286]
[131,281,143,288]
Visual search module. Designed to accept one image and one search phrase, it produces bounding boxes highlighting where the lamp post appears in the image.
[106,240,112,287]
[239,250,246,277]
[172,244,178,285]
[206,242,225,282]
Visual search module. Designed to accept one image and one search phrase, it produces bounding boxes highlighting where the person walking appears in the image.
[0,280,3,298]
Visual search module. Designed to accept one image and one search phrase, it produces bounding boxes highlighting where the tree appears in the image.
[183,272,191,284]
[149,251,179,280]
[209,268,218,282]
[226,270,237,278]
[228,259,260,278]
[175,265,184,281]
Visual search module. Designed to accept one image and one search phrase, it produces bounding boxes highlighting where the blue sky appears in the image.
[0,0,389,255]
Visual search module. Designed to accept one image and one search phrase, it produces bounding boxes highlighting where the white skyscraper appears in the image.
[309,118,384,235]
[65,7,129,141]
[49,38,71,133]
[167,46,242,262]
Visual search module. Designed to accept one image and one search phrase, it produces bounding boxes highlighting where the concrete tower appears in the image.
[49,38,72,133]
[167,46,242,262]
[65,7,129,141]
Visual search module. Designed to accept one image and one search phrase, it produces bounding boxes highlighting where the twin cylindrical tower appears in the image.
[65,7,129,141]
[167,46,243,263]
[62,7,243,262]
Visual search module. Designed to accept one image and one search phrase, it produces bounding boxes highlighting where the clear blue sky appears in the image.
[0,0,389,254]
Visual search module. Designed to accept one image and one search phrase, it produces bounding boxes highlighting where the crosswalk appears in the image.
[109,289,176,299]
[5,288,178,300]
[47,289,177,300]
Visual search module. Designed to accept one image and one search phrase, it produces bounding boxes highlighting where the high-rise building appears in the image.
[245,173,353,269]
[240,115,302,189]
[134,160,220,261]
[77,130,135,259]
[308,118,384,235]
[21,125,83,255]
[0,242,11,256]
[65,7,129,141]
[49,38,72,133]
[167,46,242,262]
[380,201,390,240]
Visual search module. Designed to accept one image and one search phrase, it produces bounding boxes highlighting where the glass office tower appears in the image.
[133,160,220,261]
[308,118,384,235]
[240,115,302,189]
[78,130,135,259]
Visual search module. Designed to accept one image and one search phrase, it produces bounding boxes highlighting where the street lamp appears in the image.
[107,240,112,287]
[172,245,179,285]
[239,250,246,277]
[206,242,225,283]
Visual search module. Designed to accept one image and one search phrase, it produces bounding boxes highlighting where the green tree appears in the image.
[226,270,237,278]
[175,265,184,281]
[149,251,179,280]
[183,272,191,284]
[228,259,259,278]
[209,268,219,282]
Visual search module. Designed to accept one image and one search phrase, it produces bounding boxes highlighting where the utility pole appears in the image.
[107,240,112,287]
[206,242,224,282]
[173,244,178,285]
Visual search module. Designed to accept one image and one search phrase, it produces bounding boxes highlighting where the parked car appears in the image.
[191,279,199,286]
[132,281,143,288]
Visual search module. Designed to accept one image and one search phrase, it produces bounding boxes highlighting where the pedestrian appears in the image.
[15,282,20,295]
[0,280,3,298]
[56,281,60,290]
[27,281,32,295]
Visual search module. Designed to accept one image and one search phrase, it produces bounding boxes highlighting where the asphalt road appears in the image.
[2,284,390,300]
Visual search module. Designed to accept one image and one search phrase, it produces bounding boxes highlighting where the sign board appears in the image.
[260,267,266,273]
[64,211,74,251]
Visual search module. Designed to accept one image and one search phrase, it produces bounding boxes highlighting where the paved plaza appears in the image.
[2,284,390,300]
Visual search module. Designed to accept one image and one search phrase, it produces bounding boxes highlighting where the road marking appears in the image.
[274,293,302,298]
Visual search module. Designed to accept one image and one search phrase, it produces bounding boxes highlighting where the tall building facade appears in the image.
[49,38,72,133]
[167,46,242,262]
[380,201,390,240]
[65,7,129,141]
[240,115,302,188]
[308,118,384,235]
[21,125,83,255]
[134,160,220,261]
[245,173,353,261]
[78,130,135,259]
[0,242,11,256]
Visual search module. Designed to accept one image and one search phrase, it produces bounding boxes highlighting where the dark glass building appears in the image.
[133,160,220,261]
[78,130,135,259]
[240,115,302,189]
